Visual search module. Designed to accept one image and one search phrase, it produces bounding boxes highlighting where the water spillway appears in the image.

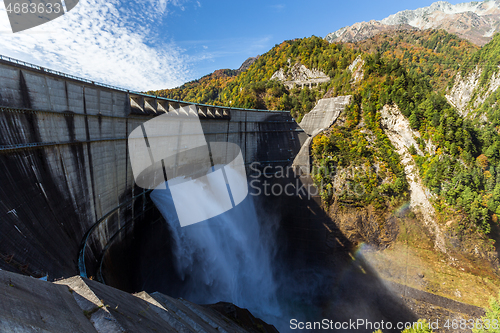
[0,55,303,281]
[0,55,421,332]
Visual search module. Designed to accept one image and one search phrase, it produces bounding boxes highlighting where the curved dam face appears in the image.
[0,56,419,332]
[0,57,303,281]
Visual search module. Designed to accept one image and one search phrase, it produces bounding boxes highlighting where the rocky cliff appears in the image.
[446,67,500,117]
[238,56,259,72]
[270,60,330,89]
[326,21,416,44]
[326,0,500,46]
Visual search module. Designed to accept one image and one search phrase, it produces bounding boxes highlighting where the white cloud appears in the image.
[0,0,190,91]
[269,4,285,11]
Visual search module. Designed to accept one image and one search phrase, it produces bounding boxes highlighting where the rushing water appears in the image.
[150,176,285,328]
[149,171,419,333]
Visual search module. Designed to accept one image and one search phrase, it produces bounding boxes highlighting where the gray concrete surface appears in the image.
[0,56,303,281]
[299,95,351,137]
[0,269,97,333]
[0,268,269,333]
[150,292,222,333]
[292,96,351,175]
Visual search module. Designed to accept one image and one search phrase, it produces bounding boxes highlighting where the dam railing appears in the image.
[0,54,128,93]
[0,53,290,114]
[0,53,305,282]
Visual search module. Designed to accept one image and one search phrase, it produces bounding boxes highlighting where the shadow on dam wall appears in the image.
[0,56,300,283]
[100,179,417,332]
[0,58,418,332]
[0,110,418,332]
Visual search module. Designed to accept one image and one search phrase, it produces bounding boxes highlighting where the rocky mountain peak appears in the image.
[326,0,500,46]
[238,56,260,72]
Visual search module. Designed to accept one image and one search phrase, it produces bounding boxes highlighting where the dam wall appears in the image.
[0,55,303,281]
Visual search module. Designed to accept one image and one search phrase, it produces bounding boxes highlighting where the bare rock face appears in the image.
[348,55,365,84]
[238,56,259,72]
[446,66,500,117]
[379,104,425,156]
[271,61,330,89]
[326,0,500,46]
[326,21,416,44]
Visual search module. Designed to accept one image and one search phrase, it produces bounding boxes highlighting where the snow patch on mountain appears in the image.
[381,1,500,27]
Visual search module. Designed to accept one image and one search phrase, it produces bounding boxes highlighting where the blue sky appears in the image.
[0,0,466,91]
[167,0,466,75]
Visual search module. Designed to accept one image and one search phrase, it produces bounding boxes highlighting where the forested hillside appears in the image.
[150,30,477,119]
[150,30,500,236]
[151,37,359,120]
[349,29,478,89]
[317,33,500,234]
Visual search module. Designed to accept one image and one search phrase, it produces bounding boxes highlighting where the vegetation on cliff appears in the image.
[150,30,500,234]
[313,34,500,234]
[151,36,359,120]
[350,29,478,90]
[414,34,500,233]
[461,32,500,86]
[473,292,500,333]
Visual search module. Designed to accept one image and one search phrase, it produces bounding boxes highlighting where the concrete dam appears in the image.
[0,53,310,277]
[2,55,468,332]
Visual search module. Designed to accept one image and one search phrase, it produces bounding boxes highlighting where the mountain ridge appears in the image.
[146,10,500,319]
[326,0,500,46]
